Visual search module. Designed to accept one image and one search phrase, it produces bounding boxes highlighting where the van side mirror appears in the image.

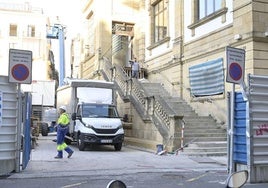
[72,113,82,120]
[226,170,248,188]
[106,180,126,188]
[71,113,77,120]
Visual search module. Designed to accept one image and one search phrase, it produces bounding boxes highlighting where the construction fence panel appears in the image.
[0,76,18,176]
[22,92,32,170]
[248,74,268,182]
[233,92,247,164]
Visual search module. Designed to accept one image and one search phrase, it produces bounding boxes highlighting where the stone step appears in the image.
[183,132,226,137]
[137,81,228,157]
[183,122,222,127]
[163,96,186,102]
[184,116,216,124]
[166,100,192,106]
[177,112,198,116]
[170,106,194,111]
[172,109,196,114]
[185,127,224,132]
[182,141,227,157]
[183,128,226,134]
[184,120,217,124]
[142,83,170,96]
[184,136,227,142]
[183,123,222,128]
[183,146,227,153]
[188,141,227,148]
[184,124,223,128]
[166,100,193,105]
[179,151,227,157]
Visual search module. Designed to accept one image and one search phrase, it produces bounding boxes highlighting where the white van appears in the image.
[57,79,124,151]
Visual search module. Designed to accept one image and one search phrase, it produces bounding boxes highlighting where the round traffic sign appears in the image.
[11,64,30,81]
[229,62,242,81]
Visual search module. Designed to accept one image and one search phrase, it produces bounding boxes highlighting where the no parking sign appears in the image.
[8,49,32,84]
[226,46,245,84]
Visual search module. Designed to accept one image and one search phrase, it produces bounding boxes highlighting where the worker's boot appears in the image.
[54,151,63,159]
[65,147,74,158]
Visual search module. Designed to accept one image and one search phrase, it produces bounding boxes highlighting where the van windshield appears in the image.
[82,104,119,118]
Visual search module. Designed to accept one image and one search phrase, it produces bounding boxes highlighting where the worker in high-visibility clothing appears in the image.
[54,106,74,159]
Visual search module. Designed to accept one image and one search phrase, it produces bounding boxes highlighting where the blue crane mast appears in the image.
[46,24,66,87]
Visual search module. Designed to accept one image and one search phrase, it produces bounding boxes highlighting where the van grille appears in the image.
[92,127,119,134]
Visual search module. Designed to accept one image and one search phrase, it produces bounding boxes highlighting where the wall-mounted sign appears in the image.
[9,49,32,84]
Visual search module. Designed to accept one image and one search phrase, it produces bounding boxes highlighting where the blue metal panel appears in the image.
[233,92,247,164]
[22,92,32,170]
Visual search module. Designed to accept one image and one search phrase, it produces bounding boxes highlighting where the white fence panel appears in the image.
[0,76,17,175]
[248,74,268,182]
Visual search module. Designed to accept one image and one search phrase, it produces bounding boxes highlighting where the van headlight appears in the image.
[85,124,93,128]
[81,121,93,128]
[118,124,123,129]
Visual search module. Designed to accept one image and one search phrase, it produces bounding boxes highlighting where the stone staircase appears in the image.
[141,82,227,156]
[100,59,227,156]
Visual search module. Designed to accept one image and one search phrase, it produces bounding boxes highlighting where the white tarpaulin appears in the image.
[189,58,224,97]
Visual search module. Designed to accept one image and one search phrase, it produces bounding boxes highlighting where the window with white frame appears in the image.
[27,25,35,37]
[188,0,227,32]
[153,0,168,43]
[199,0,222,19]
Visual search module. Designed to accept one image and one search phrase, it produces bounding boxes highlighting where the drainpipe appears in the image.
[97,47,102,79]
[179,0,184,99]
[179,55,183,98]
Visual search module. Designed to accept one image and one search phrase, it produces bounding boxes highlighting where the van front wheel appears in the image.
[114,143,122,151]
[77,135,85,151]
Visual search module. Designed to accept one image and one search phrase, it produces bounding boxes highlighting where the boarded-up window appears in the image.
[189,58,224,97]
[112,35,122,54]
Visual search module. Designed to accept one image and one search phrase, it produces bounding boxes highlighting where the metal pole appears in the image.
[16,84,22,172]
[181,119,185,150]
[227,92,231,173]
[229,84,235,174]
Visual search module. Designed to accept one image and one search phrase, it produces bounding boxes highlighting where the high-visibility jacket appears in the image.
[57,112,70,126]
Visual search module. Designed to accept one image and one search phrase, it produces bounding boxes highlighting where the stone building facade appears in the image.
[77,0,268,150]
[0,1,51,80]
